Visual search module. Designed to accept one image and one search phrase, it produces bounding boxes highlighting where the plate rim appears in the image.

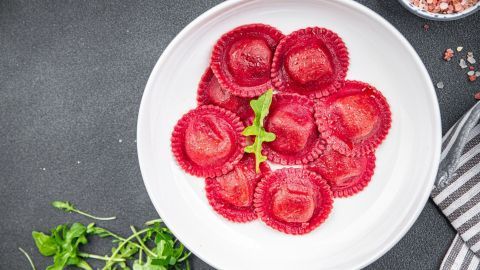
[137,0,442,268]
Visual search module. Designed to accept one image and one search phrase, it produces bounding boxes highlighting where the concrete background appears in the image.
[1,0,479,269]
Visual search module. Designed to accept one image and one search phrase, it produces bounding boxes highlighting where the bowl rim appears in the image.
[397,0,480,21]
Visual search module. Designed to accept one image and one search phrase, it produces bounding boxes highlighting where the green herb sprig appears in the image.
[28,201,191,270]
[242,89,276,172]
[52,201,116,221]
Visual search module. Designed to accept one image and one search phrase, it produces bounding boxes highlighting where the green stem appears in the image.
[139,248,143,264]
[102,228,150,270]
[78,252,125,262]
[178,251,191,262]
[97,227,143,250]
[144,219,162,226]
[76,260,93,270]
[72,209,116,221]
[130,225,157,257]
[18,247,36,270]
[100,229,125,241]
[254,137,262,173]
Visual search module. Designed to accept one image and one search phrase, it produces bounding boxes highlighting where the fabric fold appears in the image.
[432,102,480,269]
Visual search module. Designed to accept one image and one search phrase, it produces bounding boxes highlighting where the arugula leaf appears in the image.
[87,223,122,241]
[52,200,116,221]
[104,241,139,270]
[32,232,57,256]
[28,202,190,270]
[33,223,93,270]
[131,220,190,270]
[242,89,276,172]
[133,257,167,270]
[65,223,88,243]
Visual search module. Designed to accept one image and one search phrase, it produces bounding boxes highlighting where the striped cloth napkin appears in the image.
[432,102,480,270]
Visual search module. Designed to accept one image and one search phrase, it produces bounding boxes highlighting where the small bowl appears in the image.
[398,0,480,21]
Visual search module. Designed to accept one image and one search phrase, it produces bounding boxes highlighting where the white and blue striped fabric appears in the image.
[432,102,480,270]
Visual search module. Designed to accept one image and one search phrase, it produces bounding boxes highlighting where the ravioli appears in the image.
[254,168,333,235]
[171,105,245,177]
[264,93,325,165]
[271,27,349,98]
[315,81,391,156]
[210,23,284,97]
[205,155,270,222]
[306,147,376,197]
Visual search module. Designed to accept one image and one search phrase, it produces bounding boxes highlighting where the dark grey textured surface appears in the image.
[1,0,479,269]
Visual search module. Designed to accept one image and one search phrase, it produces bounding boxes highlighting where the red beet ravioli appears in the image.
[197,68,253,122]
[205,155,270,223]
[264,93,325,165]
[306,147,376,198]
[254,168,333,235]
[315,81,391,156]
[171,105,246,178]
[271,27,349,98]
[210,23,284,98]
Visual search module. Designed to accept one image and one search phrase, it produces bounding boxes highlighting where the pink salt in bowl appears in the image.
[398,0,479,21]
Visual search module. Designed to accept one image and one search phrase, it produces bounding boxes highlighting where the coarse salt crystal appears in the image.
[475,92,480,100]
[119,139,123,143]
[454,3,463,11]
[411,0,479,14]
[476,71,480,77]
[468,71,475,76]
[460,59,468,68]
[457,47,463,52]
[444,48,454,61]
[437,81,445,89]
[467,57,476,64]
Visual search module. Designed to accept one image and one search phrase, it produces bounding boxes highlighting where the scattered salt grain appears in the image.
[457,47,464,52]
[77,161,81,164]
[467,56,477,64]
[476,71,480,77]
[468,71,476,76]
[475,92,480,100]
[469,75,477,82]
[460,59,468,69]
[41,168,46,171]
[119,139,123,143]
[437,81,445,89]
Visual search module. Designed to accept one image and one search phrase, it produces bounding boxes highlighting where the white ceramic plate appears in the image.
[137,1,442,269]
